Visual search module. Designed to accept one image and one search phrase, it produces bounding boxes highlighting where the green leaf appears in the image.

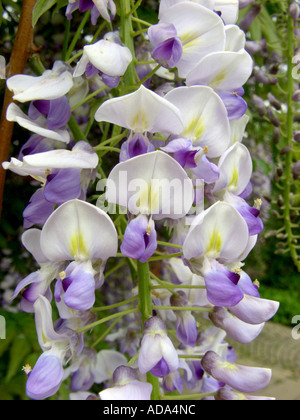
[5,335,31,382]
[0,1,4,26]
[32,0,58,27]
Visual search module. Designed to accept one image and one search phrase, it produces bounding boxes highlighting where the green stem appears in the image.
[138,64,161,85]
[120,0,137,86]
[68,114,88,142]
[65,11,90,61]
[71,85,108,111]
[151,284,206,290]
[153,305,212,313]
[62,19,71,61]
[92,295,138,312]
[157,241,183,249]
[148,252,183,262]
[77,308,138,333]
[137,261,161,400]
[284,3,300,272]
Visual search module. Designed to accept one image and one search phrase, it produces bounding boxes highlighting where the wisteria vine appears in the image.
[1,0,284,401]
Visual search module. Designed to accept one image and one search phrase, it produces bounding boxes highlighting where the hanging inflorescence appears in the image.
[239,0,300,271]
[1,0,282,401]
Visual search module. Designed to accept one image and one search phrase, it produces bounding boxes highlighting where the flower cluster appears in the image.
[2,0,280,401]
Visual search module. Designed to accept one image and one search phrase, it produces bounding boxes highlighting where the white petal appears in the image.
[95,85,184,135]
[94,350,128,383]
[73,53,90,78]
[161,336,179,372]
[186,50,253,92]
[230,295,280,325]
[165,86,230,158]
[225,25,246,52]
[158,0,215,18]
[229,114,249,146]
[138,335,164,374]
[159,2,226,78]
[106,151,194,219]
[34,295,66,351]
[100,381,152,400]
[183,201,249,262]
[84,40,132,77]
[2,157,47,179]
[7,68,73,102]
[21,229,49,264]
[213,142,253,195]
[214,0,239,24]
[23,144,98,169]
[6,103,70,143]
[40,199,118,262]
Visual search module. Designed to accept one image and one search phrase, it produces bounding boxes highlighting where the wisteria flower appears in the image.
[39,199,118,311]
[95,85,184,161]
[73,32,133,86]
[150,2,225,78]
[7,61,73,103]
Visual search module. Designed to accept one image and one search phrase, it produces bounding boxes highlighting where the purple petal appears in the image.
[175,312,198,347]
[150,358,170,378]
[201,351,272,394]
[152,37,183,68]
[237,271,260,298]
[120,216,157,263]
[63,264,96,311]
[101,73,120,88]
[85,62,99,78]
[219,92,248,120]
[148,23,178,46]
[47,97,71,130]
[44,168,81,204]
[204,269,244,307]
[26,353,64,400]
[18,135,54,159]
[79,0,93,12]
[23,188,54,228]
[29,100,50,119]
[237,203,264,236]
[191,155,220,184]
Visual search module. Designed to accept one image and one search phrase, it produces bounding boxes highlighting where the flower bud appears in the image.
[290,1,300,21]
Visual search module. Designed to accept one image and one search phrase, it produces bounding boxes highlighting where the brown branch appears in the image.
[0,0,37,218]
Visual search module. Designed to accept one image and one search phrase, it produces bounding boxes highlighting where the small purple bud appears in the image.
[239,0,256,9]
[267,93,281,110]
[252,94,266,116]
[273,126,280,144]
[289,1,300,21]
[294,131,300,143]
[292,90,300,102]
[268,108,280,127]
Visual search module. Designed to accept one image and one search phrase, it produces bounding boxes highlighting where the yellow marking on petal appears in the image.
[137,181,160,214]
[180,32,201,50]
[228,166,239,188]
[131,111,149,132]
[70,232,88,259]
[206,229,222,256]
[184,116,205,144]
[219,360,239,371]
[209,69,227,89]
